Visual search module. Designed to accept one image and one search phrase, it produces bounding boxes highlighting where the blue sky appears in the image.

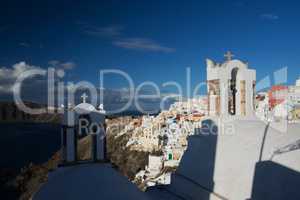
[0,0,299,96]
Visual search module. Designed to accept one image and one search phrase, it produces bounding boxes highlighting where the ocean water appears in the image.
[0,123,61,170]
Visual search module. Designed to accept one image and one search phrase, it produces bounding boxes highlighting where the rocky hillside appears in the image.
[0,101,61,123]
[107,132,150,179]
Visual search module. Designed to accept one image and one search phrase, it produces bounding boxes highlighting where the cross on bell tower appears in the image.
[81,93,88,103]
[224,51,234,61]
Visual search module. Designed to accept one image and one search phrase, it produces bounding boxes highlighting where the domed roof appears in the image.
[71,93,105,115]
[74,102,96,114]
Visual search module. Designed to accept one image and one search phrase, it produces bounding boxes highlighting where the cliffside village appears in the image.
[111,53,300,188]
[115,98,207,187]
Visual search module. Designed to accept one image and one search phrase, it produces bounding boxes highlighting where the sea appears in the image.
[0,123,61,170]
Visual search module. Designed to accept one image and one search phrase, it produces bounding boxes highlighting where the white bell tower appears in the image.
[61,93,107,165]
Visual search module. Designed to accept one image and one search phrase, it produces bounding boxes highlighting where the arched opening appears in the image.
[76,114,93,161]
[229,67,239,115]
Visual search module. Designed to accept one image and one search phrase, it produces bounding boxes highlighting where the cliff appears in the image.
[0,101,61,123]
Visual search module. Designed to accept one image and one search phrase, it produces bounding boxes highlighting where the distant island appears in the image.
[0,101,61,123]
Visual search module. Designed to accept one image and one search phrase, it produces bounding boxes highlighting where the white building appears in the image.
[288,77,300,105]
[61,93,106,163]
[207,51,256,117]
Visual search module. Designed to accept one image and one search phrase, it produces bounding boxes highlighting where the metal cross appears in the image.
[81,93,88,103]
[224,51,234,61]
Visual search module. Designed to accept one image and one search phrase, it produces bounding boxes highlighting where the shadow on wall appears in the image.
[164,119,219,200]
[250,161,300,200]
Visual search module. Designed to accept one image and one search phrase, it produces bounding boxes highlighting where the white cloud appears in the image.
[19,42,30,47]
[0,62,45,93]
[113,38,175,53]
[82,24,123,37]
[79,23,175,53]
[260,13,279,20]
[48,60,76,70]
[48,60,60,66]
[60,62,76,70]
